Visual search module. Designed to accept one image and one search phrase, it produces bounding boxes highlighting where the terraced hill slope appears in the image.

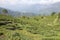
[0,14,60,40]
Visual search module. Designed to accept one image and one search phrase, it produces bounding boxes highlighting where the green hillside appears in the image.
[0,14,60,40]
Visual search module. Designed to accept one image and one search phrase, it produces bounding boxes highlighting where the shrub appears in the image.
[51,12,56,16]
[0,33,4,36]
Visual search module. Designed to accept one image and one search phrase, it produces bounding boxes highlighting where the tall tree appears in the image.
[2,9,8,15]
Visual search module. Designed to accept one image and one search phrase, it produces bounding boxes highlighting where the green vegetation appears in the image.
[0,12,60,40]
[2,9,8,14]
[51,12,56,16]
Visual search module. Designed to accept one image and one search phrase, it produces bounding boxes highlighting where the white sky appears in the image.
[0,0,60,6]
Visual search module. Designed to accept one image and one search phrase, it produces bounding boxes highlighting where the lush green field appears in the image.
[0,14,60,40]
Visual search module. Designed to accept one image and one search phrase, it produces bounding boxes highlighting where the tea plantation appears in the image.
[0,14,60,40]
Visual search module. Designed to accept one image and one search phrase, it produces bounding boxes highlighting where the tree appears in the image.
[51,12,56,16]
[58,12,60,19]
[2,9,8,15]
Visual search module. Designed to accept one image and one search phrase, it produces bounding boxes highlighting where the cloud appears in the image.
[0,0,60,5]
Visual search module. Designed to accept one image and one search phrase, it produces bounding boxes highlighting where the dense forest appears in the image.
[0,9,60,40]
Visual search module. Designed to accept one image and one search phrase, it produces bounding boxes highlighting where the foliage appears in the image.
[2,9,8,14]
[0,14,60,40]
[51,12,56,16]
[58,12,60,19]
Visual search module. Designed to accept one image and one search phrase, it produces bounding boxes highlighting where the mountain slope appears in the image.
[0,7,37,16]
[42,2,60,14]
[5,2,60,14]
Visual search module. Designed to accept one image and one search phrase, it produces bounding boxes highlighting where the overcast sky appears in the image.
[0,0,60,9]
[0,0,60,12]
[0,0,60,5]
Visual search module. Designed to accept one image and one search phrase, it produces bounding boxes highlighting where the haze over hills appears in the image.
[0,2,60,16]
[0,7,37,16]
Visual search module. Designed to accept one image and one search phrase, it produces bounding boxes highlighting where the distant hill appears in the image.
[0,2,60,16]
[4,2,60,15]
[0,7,37,17]
[0,7,3,13]
[41,2,60,14]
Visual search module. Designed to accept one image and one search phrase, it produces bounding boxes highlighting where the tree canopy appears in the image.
[2,9,8,14]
